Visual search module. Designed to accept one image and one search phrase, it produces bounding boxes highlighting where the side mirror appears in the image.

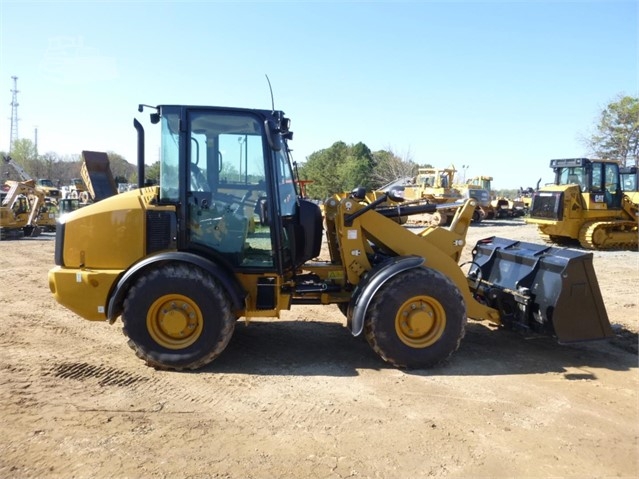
[265,120,282,151]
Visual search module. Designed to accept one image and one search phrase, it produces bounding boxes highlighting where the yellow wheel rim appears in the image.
[146,294,204,350]
[395,296,446,348]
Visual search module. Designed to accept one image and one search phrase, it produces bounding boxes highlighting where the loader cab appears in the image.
[551,158,622,209]
[153,105,322,274]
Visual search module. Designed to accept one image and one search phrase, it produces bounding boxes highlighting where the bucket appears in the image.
[468,237,613,342]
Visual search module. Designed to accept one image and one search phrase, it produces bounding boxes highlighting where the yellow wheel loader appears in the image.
[48,105,613,371]
[526,158,638,250]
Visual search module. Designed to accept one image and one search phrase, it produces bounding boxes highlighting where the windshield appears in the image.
[558,167,586,189]
[276,148,297,217]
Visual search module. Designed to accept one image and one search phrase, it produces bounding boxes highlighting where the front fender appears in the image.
[347,255,425,336]
[106,251,246,322]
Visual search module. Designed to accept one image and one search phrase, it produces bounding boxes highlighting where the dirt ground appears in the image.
[1,219,637,479]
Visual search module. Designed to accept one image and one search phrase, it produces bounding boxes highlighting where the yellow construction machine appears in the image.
[465,175,526,219]
[79,150,119,202]
[526,158,637,250]
[402,166,463,225]
[36,198,59,232]
[620,166,639,206]
[48,104,613,371]
[0,179,44,239]
[514,179,541,215]
[58,151,119,205]
[2,155,61,206]
[62,178,89,202]
[452,176,492,222]
[35,179,62,204]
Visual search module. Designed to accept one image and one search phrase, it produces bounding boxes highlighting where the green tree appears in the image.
[585,94,639,167]
[145,161,161,184]
[337,142,376,191]
[107,152,137,182]
[299,141,376,199]
[5,139,38,180]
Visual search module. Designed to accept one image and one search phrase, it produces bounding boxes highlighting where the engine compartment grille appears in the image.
[146,211,176,253]
[529,192,563,220]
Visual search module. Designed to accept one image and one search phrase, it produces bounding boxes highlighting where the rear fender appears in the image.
[347,255,424,336]
[106,251,246,322]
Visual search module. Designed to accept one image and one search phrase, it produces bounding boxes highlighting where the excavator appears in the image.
[0,179,44,239]
[526,158,637,250]
[3,155,61,204]
[48,104,613,371]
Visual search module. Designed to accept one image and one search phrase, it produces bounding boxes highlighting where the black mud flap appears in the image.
[468,237,613,342]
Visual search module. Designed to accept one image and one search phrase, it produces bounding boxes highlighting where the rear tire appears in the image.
[364,267,466,368]
[122,263,235,370]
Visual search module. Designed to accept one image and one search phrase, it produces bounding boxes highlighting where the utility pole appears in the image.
[9,76,19,153]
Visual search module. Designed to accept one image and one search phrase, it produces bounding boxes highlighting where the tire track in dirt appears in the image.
[46,362,150,388]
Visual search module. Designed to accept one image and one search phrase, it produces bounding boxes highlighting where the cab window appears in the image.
[186,111,273,268]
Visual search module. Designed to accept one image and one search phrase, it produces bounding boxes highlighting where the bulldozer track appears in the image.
[578,220,639,250]
[539,233,578,247]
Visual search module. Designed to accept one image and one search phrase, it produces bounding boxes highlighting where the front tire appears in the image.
[122,263,235,370]
[364,267,467,368]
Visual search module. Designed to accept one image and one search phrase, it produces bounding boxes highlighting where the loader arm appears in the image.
[332,196,501,323]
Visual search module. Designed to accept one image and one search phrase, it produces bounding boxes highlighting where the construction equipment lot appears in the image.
[1,219,637,478]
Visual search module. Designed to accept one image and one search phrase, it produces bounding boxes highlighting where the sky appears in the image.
[0,0,637,189]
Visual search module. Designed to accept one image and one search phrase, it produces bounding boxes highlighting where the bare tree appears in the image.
[371,146,419,187]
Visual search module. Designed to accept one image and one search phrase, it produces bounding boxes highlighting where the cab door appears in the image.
[184,108,276,270]
[603,162,622,209]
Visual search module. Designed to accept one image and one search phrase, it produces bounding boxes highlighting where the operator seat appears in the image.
[190,164,210,192]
